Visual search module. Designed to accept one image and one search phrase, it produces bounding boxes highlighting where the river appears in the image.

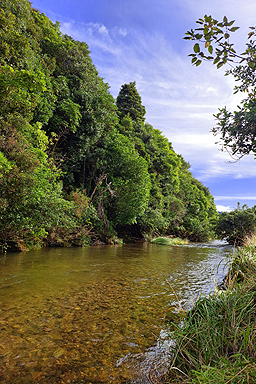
[0,241,231,383]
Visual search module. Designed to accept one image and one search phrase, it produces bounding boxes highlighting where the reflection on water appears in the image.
[0,241,231,383]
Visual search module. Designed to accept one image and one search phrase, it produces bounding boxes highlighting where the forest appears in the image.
[0,0,218,251]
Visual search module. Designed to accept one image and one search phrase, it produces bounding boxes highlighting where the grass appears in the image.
[243,231,256,248]
[164,244,256,383]
[151,237,189,246]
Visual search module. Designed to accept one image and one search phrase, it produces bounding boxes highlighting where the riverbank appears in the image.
[164,245,256,383]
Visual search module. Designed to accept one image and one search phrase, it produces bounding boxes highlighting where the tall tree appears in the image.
[116,82,146,128]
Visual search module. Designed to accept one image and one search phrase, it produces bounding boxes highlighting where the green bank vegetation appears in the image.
[151,236,189,245]
[0,0,217,251]
[165,243,256,384]
[216,204,256,246]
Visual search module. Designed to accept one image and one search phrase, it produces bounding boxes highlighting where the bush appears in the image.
[216,204,256,245]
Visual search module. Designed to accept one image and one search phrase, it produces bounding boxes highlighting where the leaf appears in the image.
[230,27,239,32]
[213,56,220,64]
[223,16,228,24]
[205,41,210,48]
[248,61,255,68]
[195,60,202,66]
[224,33,230,39]
[191,57,197,64]
[217,61,224,69]
[193,43,200,53]
[208,45,213,54]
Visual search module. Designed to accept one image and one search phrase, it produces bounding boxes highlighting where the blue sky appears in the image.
[31,0,256,212]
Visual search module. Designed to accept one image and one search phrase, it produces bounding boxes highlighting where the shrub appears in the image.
[216,204,256,245]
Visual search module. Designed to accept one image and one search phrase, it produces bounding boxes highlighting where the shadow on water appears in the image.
[0,241,231,383]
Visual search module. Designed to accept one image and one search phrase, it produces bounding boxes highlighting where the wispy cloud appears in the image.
[215,196,256,201]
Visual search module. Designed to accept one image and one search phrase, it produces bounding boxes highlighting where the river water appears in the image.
[0,241,231,383]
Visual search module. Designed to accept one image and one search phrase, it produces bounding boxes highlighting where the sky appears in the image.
[31,0,256,212]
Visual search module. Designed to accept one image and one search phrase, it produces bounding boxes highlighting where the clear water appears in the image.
[0,241,231,383]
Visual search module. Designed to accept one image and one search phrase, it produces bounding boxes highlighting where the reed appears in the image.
[165,246,256,383]
[243,231,256,248]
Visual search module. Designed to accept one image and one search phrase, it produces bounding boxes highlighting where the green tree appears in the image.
[84,130,151,229]
[216,204,256,245]
[43,34,119,191]
[116,82,146,129]
[177,169,217,241]
[104,131,151,225]
[184,15,256,160]
[0,0,111,249]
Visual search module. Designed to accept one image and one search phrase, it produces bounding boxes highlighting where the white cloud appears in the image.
[216,205,233,212]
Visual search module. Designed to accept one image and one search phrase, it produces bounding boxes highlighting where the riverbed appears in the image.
[0,241,231,383]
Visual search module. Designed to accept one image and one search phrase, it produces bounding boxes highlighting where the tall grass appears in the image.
[165,245,256,383]
[243,231,256,248]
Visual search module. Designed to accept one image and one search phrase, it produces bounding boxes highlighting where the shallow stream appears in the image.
[0,241,231,383]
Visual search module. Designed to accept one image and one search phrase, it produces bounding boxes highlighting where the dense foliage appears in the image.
[0,0,217,251]
[215,204,256,245]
